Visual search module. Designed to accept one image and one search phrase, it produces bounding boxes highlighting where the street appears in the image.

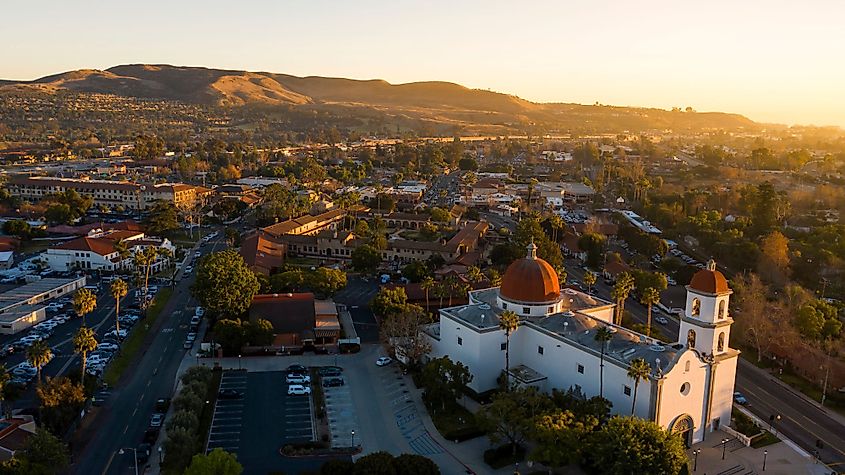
[71,232,228,475]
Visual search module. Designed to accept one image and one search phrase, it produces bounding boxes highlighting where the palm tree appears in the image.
[420,277,435,311]
[26,341,52,385]
[485,268,502,287]
[73,288,97,326]
[434,282,448,308]
[110,278,128,334]
[547,214,564,243]
[498,310,520,390]
[611,272,634,325]
[594,326,613,398]
[640,287,661,337]
[627,358,652,415]
[584,271,597,294]
[443,276,460,307]
[73,326,98,379]
[134,247,169,306]
[466,266,483,284]
[113,240,131,271]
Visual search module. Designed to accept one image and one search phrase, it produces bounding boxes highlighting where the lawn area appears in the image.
[751,430,780,448]
[104,287,174,386]
[398,230,440,242]
[428,402,485,442]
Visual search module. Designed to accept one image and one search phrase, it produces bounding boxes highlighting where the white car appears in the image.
[106,329,128,340]
[186,332,197,342]
[98,342,120,352]
[287,385,311,396]
[286,374,311,384]
[376,356,393,367]
[184,266,193,274]
[194,307,205,317]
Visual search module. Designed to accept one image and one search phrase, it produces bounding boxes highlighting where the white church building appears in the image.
[425,243,739,446]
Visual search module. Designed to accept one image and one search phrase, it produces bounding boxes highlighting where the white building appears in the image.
[43,230,175,273]
[426,244,738,446]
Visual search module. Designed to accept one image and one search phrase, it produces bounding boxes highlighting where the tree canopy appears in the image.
[192,250,260,317]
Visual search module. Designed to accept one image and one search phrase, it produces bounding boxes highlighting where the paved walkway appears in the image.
[688,430,833,475]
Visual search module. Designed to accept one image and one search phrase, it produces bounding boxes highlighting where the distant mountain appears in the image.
[0,64,759,134]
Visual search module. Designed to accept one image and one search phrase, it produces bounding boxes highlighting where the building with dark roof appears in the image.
[249,293,340,348]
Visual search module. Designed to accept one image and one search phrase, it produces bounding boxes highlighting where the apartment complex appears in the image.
[6,176,211,211]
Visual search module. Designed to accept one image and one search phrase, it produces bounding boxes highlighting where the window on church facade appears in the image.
[718,300,726,319]
[500,342,506,351]
[687,329,696,349]
[717,332,725,352]
[577,364,584,374]
[692,298,701,316]
[523,307,530,315]
[538,346,544,355]
[457,337,462,346]
[623,385,631,396]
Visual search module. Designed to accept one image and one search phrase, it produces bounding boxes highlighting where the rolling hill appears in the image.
[0,64,759,134]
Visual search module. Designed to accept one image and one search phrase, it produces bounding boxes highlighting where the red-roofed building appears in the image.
[0,416,37,461]
[249,293,340,348]
[43,229,174,273]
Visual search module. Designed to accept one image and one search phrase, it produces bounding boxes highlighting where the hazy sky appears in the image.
[2,0,843,127]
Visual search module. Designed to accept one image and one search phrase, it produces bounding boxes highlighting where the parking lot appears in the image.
[207,371,247,453]
[227,371,317,474]
[376,364,443,457]
[323,378,359,448]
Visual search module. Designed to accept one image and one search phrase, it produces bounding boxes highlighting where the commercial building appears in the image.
[249,293,341,348]
[0,277,86,334]
[425,246,737,446]
[6,176,211,211]
[42,229,174,273]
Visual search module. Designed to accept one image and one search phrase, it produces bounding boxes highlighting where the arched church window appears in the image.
[691,298,701,316]
[718,300,726,319]
[687,329,696,349]
[718,332,725,352]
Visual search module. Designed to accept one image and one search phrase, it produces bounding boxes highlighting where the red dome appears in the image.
[689,260,730,294]
[500,243,561,303]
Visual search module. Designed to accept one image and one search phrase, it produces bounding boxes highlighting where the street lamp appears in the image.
[351,430,355,448]
[158,446,163,464]
[693,448,700,471]
[721,438,728,460]
[763,449,768,471]
[238,354,242,370]
[118,448,139,475]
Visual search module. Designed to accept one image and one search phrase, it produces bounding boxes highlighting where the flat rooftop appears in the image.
[0,277,85,304]
[0,305,45,323]
[439,286,682,376]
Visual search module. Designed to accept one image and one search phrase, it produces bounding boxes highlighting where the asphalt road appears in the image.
[566,258,845,468]
[71,232,227,475]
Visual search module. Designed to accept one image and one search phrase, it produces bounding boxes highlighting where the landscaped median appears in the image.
[103,287,174,386]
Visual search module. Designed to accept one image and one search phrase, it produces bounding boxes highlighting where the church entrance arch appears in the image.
[670,414,694,447]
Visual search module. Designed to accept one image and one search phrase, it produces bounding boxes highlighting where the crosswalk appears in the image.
[206,371,247,454]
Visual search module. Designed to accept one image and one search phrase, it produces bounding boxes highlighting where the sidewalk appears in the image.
[688,429,832,475]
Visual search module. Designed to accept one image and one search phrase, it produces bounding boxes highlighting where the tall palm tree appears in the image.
[594,326,613,398]
[498,310,520,390]
[640,287,661,337]
[434,282,448,308]
[443,276,460,307]
[135,247,169,306]
[26,341,52,385]
[420,277,435,311]
[73,288,97,326]
[110,278,128,334]
[74,326,98,379]
[611,272,634,325]
[627,357,651,415]
[548,214,564,243]
[584,271,597,295]
[113,240,131,271]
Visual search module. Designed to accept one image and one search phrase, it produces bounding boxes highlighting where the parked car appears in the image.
[149,413,164,428]
[322,377,344,387]
[98,342,120,352]
[155,398,171,412]
[143,428,159,444]
[194,307,205,317]
[655,316,669,325]
[218,389,243,399]
[376,356,393,367]
[106,329,128,340]
[186,332,197,342]
[287,385,311,396]
[136,443,152,464]
[183,340,193,349]
[286,374,311,384]
[318,366,343,377]
[733,392,749,405]
[287,364,307,374]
